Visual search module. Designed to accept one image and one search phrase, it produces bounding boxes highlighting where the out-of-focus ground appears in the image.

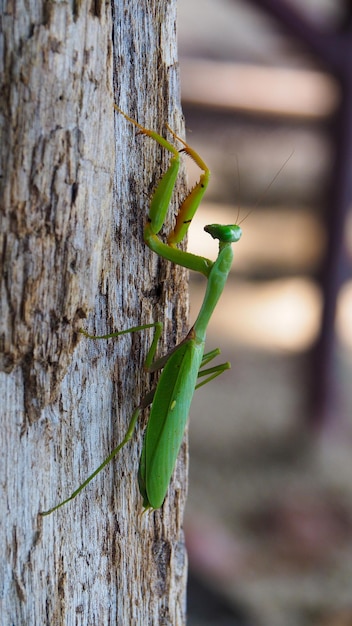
[178,1,352,625]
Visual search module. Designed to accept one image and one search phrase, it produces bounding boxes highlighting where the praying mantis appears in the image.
[41,106,242,515]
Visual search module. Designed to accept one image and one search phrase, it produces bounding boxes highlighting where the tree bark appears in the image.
[1,1,188,624]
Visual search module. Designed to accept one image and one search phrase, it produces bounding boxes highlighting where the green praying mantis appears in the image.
[41,106,242,515]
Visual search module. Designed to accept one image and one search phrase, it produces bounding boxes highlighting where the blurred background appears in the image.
[177,1,352,625]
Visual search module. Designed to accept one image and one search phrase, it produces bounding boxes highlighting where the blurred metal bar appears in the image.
[240,0,352,427]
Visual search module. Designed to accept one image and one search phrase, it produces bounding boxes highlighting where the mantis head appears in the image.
[204,224,242,243]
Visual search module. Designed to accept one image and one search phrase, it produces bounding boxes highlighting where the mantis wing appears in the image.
[138,339,204,509]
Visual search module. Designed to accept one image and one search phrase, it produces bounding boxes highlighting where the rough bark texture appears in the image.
[1,1,188,624]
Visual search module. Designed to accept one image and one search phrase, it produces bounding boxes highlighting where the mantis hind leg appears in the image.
[41,404,142,516]
[41,323,163,515]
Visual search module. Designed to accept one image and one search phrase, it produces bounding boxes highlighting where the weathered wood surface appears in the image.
[0,1,188,623]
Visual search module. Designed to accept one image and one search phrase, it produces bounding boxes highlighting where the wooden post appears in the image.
[0,1,188,623]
